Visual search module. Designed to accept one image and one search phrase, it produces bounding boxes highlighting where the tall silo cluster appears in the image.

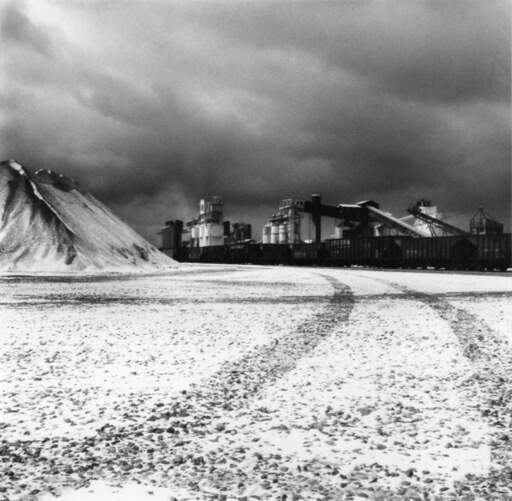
[262,199,301,244]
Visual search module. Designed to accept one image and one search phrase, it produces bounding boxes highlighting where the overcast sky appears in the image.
[1,0,510,243]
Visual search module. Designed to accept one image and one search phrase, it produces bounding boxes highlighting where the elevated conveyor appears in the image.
[407,206,468,236]
[360,203,430,237]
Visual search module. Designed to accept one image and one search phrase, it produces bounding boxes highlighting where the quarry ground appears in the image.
[1,266,512,501]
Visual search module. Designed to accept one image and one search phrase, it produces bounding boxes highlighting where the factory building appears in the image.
[158,197,252,257]
[262,195,396,243]
[262,199,302,244]
[158,220,183,250]
[158,192,507,269]
[261,195,468,243]
[192,196,225,247]
[470,208,504,235]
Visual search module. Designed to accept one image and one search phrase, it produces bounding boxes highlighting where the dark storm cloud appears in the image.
[1,2,54,56]
[189,0,509,104]
[0,0,510,242]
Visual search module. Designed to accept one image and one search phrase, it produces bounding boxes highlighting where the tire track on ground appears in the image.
[362,275,512,500]
[186,274,352,410]
[0,274,354,501]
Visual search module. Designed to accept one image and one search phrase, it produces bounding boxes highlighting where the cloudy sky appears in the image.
[1,0,510,243]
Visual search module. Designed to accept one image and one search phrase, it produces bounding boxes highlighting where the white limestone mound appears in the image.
[0,159,176,273]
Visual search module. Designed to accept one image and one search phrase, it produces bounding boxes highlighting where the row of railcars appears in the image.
[178,234,511,270]
[322,234,511,270]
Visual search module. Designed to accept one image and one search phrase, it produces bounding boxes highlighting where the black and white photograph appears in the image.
[0,1,511,500]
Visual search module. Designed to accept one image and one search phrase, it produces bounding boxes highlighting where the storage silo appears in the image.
[278,222,288,243]
[270,221,279,244]
[262,222,272,244]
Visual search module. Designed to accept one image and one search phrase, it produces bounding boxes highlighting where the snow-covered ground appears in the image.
[1,265,512,500]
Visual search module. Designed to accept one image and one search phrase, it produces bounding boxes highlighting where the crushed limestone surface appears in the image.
[1,266,512,500]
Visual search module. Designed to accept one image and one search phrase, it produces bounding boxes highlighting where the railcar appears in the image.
[321,234,511,270]
[224,242,261,263]
[259,244,292,265]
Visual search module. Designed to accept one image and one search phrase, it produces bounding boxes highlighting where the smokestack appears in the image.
[311,194,322,244]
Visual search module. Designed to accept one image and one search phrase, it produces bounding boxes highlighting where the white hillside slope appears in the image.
[0,159,176,273]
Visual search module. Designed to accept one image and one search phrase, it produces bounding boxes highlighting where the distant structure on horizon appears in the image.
[470,207,504,235]
[260,195,467,244]
[262,199,301,245]
[158,196,251,259]
[186,196,225,248]
[158,193,506,265]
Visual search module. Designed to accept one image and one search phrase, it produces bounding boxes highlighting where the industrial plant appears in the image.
[159,195,509,271]
[159,196,252,261]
